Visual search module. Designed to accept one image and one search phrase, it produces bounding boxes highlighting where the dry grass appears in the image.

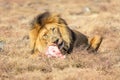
[0,0,120,80]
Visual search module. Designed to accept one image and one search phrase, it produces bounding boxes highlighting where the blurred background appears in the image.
[0,0,120,80]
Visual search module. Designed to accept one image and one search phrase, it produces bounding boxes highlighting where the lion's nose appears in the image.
[53,38,64,48]
[53,39,59,44]
[53,38,63,45]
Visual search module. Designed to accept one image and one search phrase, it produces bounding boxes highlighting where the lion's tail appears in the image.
[88,35,103,52]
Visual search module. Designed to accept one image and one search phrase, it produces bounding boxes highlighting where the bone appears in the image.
[45,44,66,58]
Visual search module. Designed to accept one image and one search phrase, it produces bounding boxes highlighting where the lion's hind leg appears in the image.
[88,35,103,52]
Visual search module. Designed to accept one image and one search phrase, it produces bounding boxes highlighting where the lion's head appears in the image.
[30,12,72,55]
[37,23,64,52]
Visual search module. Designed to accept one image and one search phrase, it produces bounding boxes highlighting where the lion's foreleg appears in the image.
[59,25,73,53]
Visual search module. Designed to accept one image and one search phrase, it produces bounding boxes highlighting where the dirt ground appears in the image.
[0,0,120,80]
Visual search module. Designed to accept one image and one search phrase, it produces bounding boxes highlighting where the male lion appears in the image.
[29,12,102,57]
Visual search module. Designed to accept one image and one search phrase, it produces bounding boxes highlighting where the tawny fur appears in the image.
[29,12,102,56]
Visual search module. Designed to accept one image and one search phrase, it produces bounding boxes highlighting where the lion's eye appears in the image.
[43,34,48,39]
[51,28,57,33]
[52,28,55,31]
[50,28,55,31]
